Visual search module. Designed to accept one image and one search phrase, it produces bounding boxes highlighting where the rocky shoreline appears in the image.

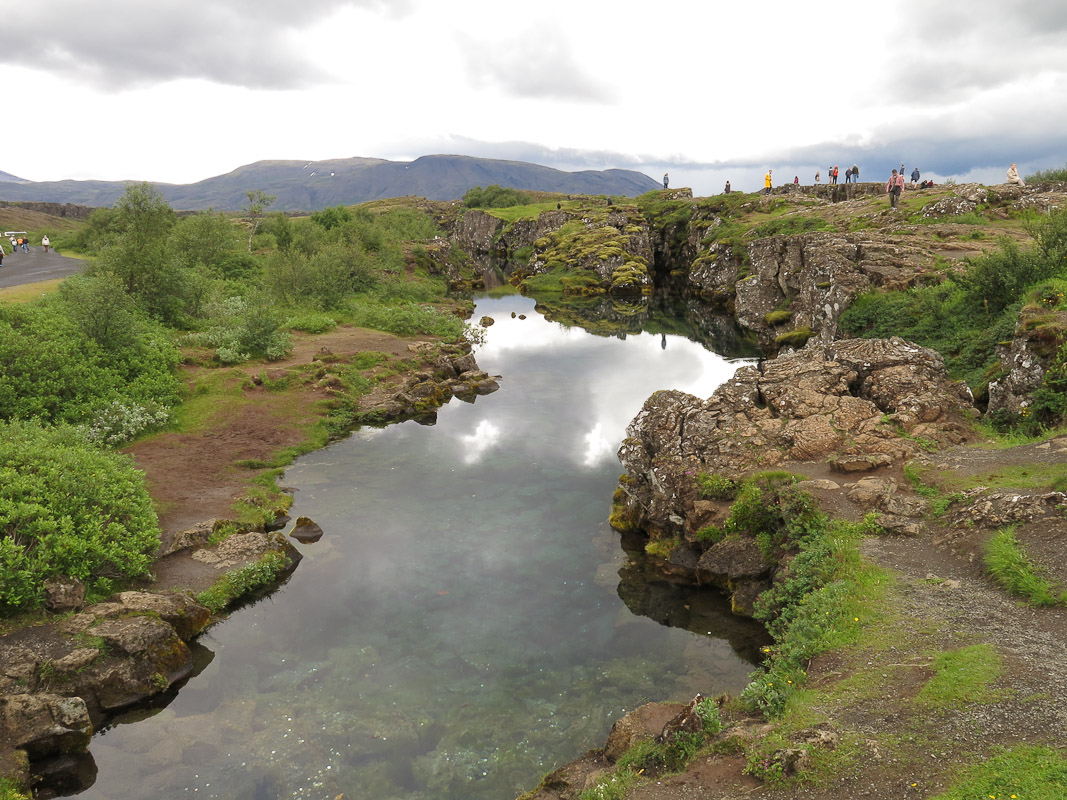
[0,339,500,797]
[5,181,1067,798]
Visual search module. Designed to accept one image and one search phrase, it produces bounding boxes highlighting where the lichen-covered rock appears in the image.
[718,233,931,350]
[617,338,976,540]
[0,694,92,759]
[987,308,1067,417]
[526,207,654,295]
[42,576,85,613]
[950,490,1067,529]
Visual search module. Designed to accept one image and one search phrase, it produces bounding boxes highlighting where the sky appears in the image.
[2,0,1066,196]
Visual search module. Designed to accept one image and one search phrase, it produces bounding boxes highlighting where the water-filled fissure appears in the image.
[78,292,768,800]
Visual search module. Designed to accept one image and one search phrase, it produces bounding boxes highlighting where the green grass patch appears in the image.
[196,550,290,613]
[0,278,64,303]
[930,745,1067,800]
[917,644,1004,709]
[734,477,890,718]
[984,526,1067,606]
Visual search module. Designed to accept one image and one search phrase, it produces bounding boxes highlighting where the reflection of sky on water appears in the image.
[79,294,762,800]
[461,294,749,469]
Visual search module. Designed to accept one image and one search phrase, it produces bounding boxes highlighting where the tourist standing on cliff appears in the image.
[663,172,669,189]
[852,164,859,182]
[1006,163,1025,186]
[724,181,731,193]
[764,170,772,194]
[844,167,852,184]
[910,167,920,185]
[886,169,905,208]
[815,171,820,184]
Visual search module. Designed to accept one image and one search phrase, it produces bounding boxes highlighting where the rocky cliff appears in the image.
[613,338,977,612]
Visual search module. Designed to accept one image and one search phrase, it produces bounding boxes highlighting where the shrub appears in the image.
[262,243,377,309]
[1025,162,1067,183]
[196,294,293,364]
[311,205,353,230]
[0,420,161,614]
[462,185,532,209]
[0,297,180,426]
[347,300,465,340]
[697,473,739,500]
[80,400,171,446]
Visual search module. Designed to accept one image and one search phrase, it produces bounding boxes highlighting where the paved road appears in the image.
[0,247,86,289]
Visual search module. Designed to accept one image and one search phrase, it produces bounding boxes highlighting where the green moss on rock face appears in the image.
[775,327,813,348]
[764,310,792,327]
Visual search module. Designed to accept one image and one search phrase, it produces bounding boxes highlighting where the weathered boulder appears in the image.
[617,338,976,541]
[42,576,85,613]
[0,694,92,759]
[603,701,687,762]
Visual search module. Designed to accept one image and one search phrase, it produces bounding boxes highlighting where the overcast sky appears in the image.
[1,0,1065,195]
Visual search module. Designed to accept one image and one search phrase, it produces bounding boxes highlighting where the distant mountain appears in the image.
[0,169,26,182]
[0,155,661,211]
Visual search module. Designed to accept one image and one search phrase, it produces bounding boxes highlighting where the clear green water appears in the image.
[79,294,768,800]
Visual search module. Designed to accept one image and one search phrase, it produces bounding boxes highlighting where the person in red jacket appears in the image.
[886,169,905,208]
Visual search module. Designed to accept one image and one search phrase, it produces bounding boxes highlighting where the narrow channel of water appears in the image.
[80,292,768,800]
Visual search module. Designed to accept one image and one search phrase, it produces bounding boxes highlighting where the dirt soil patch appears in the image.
[122,324,439,593]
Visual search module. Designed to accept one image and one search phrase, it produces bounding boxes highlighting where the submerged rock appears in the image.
[289,517,324,543]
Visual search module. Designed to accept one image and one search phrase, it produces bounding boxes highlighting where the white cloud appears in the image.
[1,0,1065,193]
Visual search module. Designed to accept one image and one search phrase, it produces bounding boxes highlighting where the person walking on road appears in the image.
[42,235,50,253]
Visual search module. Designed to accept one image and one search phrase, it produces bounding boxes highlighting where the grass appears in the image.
[984,526,1067,606]
[0,778,29,800]
[0,278,64,302]
[930,745,1067,800]
[917,644,1004,709]
[196,550,290,613]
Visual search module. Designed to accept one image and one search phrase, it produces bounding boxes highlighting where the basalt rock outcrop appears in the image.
[987,305,1067,418]
[0,530,302,793]
[614,338,977,610]
[690,231,932,350]
[446,204,655,294]
[524,206,654,295]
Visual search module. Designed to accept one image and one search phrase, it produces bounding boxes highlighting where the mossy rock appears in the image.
[764,310,792,326]
[775,327,813,348]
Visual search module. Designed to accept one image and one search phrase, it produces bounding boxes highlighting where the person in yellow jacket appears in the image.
[764,170,772,194]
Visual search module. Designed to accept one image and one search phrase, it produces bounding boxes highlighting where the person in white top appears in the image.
[1006,163,1025,187]
[42,235,50,252]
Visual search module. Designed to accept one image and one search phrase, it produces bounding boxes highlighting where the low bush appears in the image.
[462,184,534,209]
[0,420,161,615]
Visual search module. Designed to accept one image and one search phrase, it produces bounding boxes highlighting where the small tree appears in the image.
[244,190,276,251]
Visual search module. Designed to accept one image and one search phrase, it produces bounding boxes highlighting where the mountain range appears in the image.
[0,155,661,211]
